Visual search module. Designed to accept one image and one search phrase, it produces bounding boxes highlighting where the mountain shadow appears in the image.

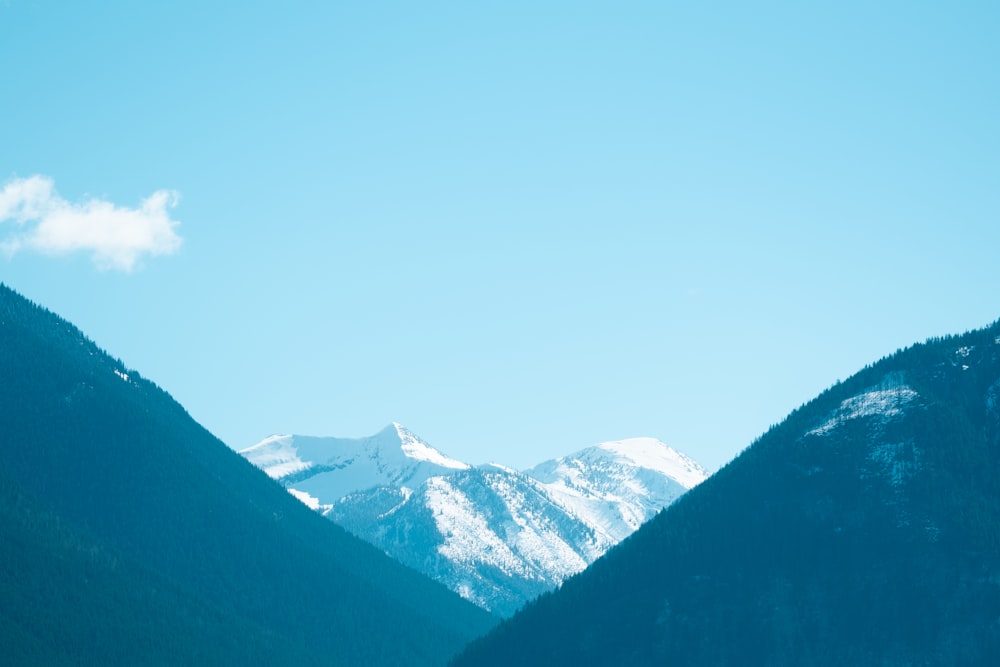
[0,284,496,666]
[455,321,1000,666]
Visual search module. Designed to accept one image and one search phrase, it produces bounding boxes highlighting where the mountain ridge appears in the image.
[241,424,708,615]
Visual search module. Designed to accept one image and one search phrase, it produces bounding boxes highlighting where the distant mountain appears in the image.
[241,425,707,616]
[241,424,470,510]
[527,437,707,545]
[0,284,495,666]
[455,323,1000,666]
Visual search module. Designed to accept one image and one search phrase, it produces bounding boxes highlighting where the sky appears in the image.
[1,1,998,471]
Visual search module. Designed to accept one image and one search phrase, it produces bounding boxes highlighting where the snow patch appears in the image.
[454,582,476,603]
[807,384,918,436]
[113,369,129,382]
[288,487,333,513]
[426,476,529,577]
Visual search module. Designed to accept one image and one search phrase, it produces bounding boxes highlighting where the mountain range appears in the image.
[240,424,707,616]
[0,284,495,665]
[456,323,1000,665]
[8,278,1000,665]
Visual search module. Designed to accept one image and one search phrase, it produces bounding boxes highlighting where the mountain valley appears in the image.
[6,280,1000,666]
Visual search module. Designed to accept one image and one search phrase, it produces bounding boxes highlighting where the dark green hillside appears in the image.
[456,322,1000,666]
[0,466,313,665]
[0,284,495,665]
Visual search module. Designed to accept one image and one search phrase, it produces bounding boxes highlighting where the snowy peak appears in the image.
[594,437,709,488]
[534,437,709,489]
[240,424,468,502]
[525,437,708,544]
[393,422,468,469]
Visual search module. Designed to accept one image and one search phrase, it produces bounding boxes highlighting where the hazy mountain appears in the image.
[242,425,707,616]
[455,322,1000,665]
[0,284,495,666]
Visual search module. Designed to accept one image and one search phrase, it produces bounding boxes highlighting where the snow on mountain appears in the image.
[327,464,608,615]
[526,438,709,545]
[239,423,468,505]
[804,374,927,501]
[241,425,707,616]
[806,382,919,437]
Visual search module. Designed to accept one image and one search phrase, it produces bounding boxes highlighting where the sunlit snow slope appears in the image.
[241,425,707,616]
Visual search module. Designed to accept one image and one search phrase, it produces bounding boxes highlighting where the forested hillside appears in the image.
[456,321,1000,666]
[0,284,495,665]
[0,464,316,665]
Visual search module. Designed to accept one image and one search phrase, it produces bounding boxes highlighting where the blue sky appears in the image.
[2,1,998,470]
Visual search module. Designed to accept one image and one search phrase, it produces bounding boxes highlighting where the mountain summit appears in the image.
[242,427,707,616]
[527,437,707,544]
[240,423,468,507]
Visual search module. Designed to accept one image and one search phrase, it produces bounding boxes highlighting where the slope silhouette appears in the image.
[0,284,495,665]
[456,321,1000,665]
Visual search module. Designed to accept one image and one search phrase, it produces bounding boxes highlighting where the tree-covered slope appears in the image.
[455,322,1000,666]
[0,284,496,665]
[0,465,315,666]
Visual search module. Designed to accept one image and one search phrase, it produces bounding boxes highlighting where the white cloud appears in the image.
[0,175,182,271]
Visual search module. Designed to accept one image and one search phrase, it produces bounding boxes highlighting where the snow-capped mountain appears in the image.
[527,438,708,546]
[239,423,469,511]
[240,424,708,616]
